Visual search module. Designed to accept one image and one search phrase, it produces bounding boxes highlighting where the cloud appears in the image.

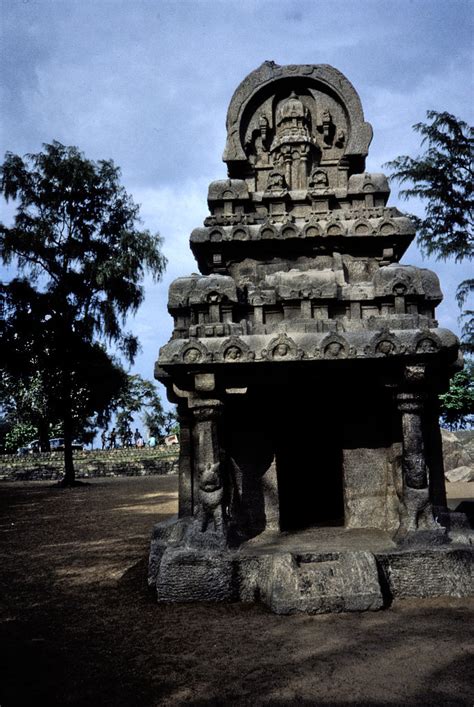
[1,0,473,396]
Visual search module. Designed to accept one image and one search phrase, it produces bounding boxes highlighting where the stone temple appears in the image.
[149,62,473,613]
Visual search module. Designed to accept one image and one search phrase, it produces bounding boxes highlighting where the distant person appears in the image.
[109,428,117,450]
[148,435,156,448]
[122,426,132,448]
[101,429,107,450]
[136,435,144,448]
[134,428,141,447]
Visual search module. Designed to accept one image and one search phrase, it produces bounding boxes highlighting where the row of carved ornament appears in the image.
[202,219,400,243]
[173,279,426,309]
[170,332,443,364]
[204,206,394,228]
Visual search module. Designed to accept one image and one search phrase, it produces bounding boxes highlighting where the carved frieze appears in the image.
[365,330,404,358]
[174,340,212,365]
[218,336,254,363]
[261,333,303,361]
[412,331,441,355]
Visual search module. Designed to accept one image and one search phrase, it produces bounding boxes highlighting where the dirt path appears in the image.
[0,476,473,706]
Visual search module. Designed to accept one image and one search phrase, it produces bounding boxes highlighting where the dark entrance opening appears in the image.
[275,384,344,531]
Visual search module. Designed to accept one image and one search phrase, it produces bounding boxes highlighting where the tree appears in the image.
[384,111,473,263]
[439,362,474,430]
[0,368,58,454]
[110,374,176,442]
[0,142,167,483]
[1,280,128,454]
[385,111,473,348]
[1,280,60,452]
[385,111,473,426]
[143,408,177,440]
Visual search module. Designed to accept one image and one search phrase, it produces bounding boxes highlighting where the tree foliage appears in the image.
[439,362,474,430]
[384,110,473,262]
[0,142,167,482]
[385,111,473,352]
[1,281,128,454]
[385,111,473,427]
[110,374,176,442]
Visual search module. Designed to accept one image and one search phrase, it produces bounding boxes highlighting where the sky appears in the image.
[1,0,473,417]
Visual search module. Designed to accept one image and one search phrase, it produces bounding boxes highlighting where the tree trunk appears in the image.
[61,376,76,486]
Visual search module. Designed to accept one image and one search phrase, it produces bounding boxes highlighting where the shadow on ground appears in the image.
[0,476,472,706]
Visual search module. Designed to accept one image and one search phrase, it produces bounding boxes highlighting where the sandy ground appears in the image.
[0,475,473,707]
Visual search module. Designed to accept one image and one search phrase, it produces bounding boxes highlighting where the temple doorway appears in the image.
[275,384,344,531]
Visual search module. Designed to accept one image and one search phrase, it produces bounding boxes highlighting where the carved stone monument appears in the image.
[149,63,473,613]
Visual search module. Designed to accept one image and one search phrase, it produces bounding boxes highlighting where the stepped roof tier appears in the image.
[156,61,460,378]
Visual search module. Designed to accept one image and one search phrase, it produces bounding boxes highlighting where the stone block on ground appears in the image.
[445,465,474,483]
[262,551,384,614]
[155,548,237,602]
[376,547,474,598]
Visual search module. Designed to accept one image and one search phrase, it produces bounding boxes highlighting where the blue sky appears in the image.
[1,0,473,412]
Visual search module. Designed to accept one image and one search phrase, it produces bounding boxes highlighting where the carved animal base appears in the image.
[148,519,473,614]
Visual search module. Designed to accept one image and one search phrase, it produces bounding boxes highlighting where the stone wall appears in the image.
[0,447,179,481]
[1,430,471,484]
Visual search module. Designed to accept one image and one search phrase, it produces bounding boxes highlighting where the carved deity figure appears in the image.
[184,347,202,363]
[273,342,289,358]
[225,346,242,361]
[308,168,329,194]
[335,128,345,147]
[376,340,395,356]
[265,170,288,196]
[198,461,224,532]
[250,115,271,167]
[417,338,437,353]
[320,108,335,148]
[325,341,344,358]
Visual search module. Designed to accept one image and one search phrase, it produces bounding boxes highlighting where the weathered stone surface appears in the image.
[442,428,474,472]
[343,447,401,531]
[260,551,383,614]
[149,63,468,613]
[150,540,473,611]
[376,548,474,598]
[446,465,474,483]
[148,516,187,587]
[156,548,237,602]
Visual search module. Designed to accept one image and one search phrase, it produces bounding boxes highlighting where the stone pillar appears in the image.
[350,301,361,320]
[254,304,264,326]
[396,389,444,542]
[394,294,405,314]
[282,146,292,188]
[300,297,312,319]
[298,150,308,190]
[209,302,220,321]
[191,401,226,535]
[398,392,427,489]
[177,404,193,518]
[423,394,448,509]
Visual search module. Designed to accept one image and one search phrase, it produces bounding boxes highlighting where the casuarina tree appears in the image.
[385,111,473,427]
[385,110,473,348]
[0,141,167,484]
[109,373,176,442]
